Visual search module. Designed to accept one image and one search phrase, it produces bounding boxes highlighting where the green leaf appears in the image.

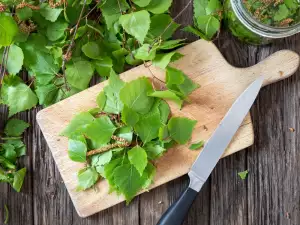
[91,150,113,174]
[284,0,298,10]
[20,34,60,83]
[194,0,208,18]
[65,0,82,23]
[120,77,154,114]
[134,106,161,143]
[84,116,116,144]
[146,0,173,14]
[166,66,185,85]
[66,60,94,90]
[148,14,180,40]
[112,48,128,73]
[82,42,101,59]
[167,117,197,144]
[166,66,200,96]
[182,25,207,39]
[0,45,24,75]
[1,75,38,117]
[148,90,183,108]
[0,156,15,169]
[119,10,151,43]
[274,4,290,21]
[93,57,113,77]
[158,39,185,50]
[104,157,123,189]
[121,105,140,127]
[115,126,133,143]
[132,0,151,7]
[75,25,87,39]
[68,139,87,162]
[134,44,157,61]
[195,15,220,40]
[238,170,248,180]
[4,119,29,137]
[6,140,26,157]
[35,83,60,106]
[113,163,147,203]
[60,112,95,137]
[46,20,68,41]
[158,100,170,124]
[0,168,10,182]
[142,162,156,189]
[0,14,18,46]
[206,0,222,16]
[102,71,125,114]
[158,125,169,141]
[12,168,26,192]
[126,54,143,66]
[96,91,106,110]
[16,7,33,21]
[91,150,113,166]
[40,3,63,22]
[4,204,9,224]
[128,146,148,176]
[144,142,166,160]
[100,0,129,30]
[189,140,205,150]
[2,144,17,163]
[76,167,99,191]
[152,52,183,69]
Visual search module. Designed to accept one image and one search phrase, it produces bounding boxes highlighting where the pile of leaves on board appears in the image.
[0,119,28,192]
[61,69,199,203]
[0,0,186,117]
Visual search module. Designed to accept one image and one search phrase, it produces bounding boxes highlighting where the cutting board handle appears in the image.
[238,50,300,86]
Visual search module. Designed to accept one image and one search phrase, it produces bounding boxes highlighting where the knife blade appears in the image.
[157,76,264,225]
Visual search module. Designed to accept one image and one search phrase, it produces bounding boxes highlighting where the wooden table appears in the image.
[1,1,300,224]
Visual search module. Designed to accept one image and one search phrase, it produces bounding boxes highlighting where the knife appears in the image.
[157,76,264,225]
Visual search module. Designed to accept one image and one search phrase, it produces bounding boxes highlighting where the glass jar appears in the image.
[224,0,300,45]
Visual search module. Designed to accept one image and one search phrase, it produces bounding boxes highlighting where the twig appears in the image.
[0,46,9,84]
[111,135,128,143]
[87,142,130,156]
[61,0,90,91]
[145,64,165,91]
[4,46,10,71]
[16,2,40,10]
[82,1,102,20]
[0,47,7,81]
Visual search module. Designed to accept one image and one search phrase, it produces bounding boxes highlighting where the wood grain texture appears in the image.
[2,1,300,224]
[36,39,299,217]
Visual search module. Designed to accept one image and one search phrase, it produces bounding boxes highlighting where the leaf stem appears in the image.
[1,137,22,140]
[82,1,102,20]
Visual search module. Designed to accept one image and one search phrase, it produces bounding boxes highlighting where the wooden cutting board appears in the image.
[36,40,299,217]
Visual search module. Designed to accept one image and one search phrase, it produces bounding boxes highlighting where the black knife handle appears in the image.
[156,187,198,225]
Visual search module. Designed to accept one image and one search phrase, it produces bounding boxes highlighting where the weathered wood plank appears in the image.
[246,37,300,225]
[0,74,34,225]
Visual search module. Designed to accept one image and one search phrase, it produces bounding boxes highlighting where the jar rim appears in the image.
[230,0,300,38]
